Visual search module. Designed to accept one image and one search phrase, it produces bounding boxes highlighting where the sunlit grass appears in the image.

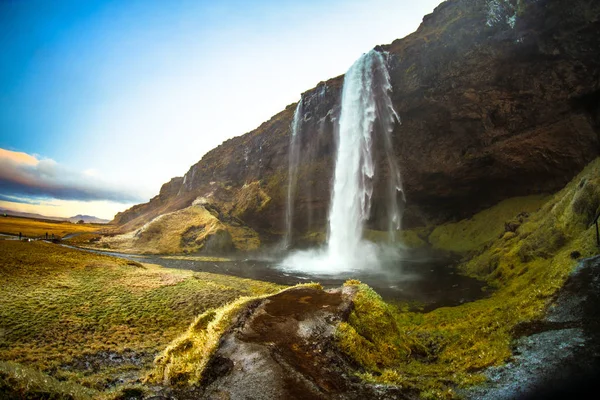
[0,240,284,397]
[99,204,261,254]
[0,216,100,239]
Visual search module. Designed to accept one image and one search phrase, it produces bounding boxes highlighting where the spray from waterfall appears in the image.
[283,98,304,248]
[282,49,402,273]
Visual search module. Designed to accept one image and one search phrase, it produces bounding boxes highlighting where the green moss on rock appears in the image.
[428,195,549,253]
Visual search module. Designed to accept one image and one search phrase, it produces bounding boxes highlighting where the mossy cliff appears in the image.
[111,0,600,248]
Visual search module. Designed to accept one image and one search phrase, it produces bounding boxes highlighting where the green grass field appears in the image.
[0,240,284,399]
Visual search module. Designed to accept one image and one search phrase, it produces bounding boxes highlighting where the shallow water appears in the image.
[65,245,488,311]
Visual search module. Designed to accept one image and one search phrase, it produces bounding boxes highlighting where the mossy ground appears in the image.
[0,216,101,239]
[0,240,283,399]
[337,159,600,399]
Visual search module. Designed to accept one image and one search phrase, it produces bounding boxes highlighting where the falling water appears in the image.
[328,49,402,257]
[283,98,304,248]
[282,49,402,273]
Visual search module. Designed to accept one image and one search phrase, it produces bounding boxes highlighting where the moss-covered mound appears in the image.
[98,203,261,254]
[337,158,600,398]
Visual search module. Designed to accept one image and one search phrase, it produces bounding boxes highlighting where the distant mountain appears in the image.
[0,208,109,224]
[68,215,110,224]
[0,208,64,221]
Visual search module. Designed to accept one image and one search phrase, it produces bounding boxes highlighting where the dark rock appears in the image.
[504,220,521,233]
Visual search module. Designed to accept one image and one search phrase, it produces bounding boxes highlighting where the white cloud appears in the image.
[0,148,147,204]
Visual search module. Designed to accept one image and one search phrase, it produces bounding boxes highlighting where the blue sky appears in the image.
[0,0,442,219]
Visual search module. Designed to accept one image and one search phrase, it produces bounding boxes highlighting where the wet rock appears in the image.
[196,286,412,400]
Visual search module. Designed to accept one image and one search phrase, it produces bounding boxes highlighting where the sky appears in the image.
[0,0,442,220]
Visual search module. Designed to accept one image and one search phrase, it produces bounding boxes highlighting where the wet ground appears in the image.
[62,244,487,311]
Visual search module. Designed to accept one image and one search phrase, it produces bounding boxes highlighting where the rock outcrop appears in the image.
[152,286,411,400]
[113,0,600,246]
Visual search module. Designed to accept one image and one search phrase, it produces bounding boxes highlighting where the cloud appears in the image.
[0,148,146,204]
[0,194,45,205]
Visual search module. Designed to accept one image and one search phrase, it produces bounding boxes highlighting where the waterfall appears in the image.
[327,49,402,264]
[281,49,402,273]
[283,98,304,248]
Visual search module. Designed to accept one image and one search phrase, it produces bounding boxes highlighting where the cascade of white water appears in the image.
[281,49,402,273]
[283,98,304,248]
[327,49,401,261]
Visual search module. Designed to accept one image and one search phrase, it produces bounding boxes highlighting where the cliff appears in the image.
[112,0,600,245]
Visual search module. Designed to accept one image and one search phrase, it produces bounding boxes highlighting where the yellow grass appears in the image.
[148,283,323,386]
[0,216,100,239]
[0,240,284,398]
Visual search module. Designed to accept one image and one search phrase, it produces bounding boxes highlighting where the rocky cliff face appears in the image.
[113,0,600,244]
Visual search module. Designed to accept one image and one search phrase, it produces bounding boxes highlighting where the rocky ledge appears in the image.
[154,286,411,400]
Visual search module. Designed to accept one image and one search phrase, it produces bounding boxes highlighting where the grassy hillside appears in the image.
[98,204,261,255]
[337,158,600,398]
[0,240,283,399]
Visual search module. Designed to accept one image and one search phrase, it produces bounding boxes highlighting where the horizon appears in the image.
[0,0,442,220]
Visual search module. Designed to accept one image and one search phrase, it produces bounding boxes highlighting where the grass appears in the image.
[365,195,548,253]
[63,232,103,246]
[0,360,97,400]
[336,158,600,399]
[0,240,284,398]
[103,205,229,254]
[3,162,598,398]
[0,216,100,239]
